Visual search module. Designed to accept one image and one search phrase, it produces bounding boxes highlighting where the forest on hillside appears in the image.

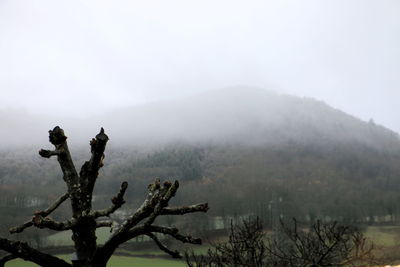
[2,138,400,246]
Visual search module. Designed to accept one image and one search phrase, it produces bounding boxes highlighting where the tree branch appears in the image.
[10,217,76,233]
[94,179,174,261]
[143,181,179,226]
[40,126,78,185]
[91,182,128,218]
[160,181,179,204]
[96,220,114,228]
[36,193,70,217]
[9,221,33,234]
[38,149,61,158]
[0,238,71,267]
[79,128,109,193]
[91,180,166,267]
[161,203,209,215]
[146,233,181,258]
[0,254,17,267]
[32,216,76,231]
[10,193,70,234]
[92,179,208,267]
[148,225,202,245]
[111,179,166,234]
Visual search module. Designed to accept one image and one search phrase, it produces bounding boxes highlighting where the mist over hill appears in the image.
[1,87,399,151]
[1,87,400,230]
[101,87,400,151]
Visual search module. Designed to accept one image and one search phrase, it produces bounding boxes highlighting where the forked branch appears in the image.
[91,181,128,218]
[93,179,207,266]
[10,193,70,234]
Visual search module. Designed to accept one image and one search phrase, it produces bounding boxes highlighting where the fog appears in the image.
[0,87,398,152]
[0,0,399,139]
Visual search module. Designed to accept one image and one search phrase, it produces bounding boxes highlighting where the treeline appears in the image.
[1,139,400,238]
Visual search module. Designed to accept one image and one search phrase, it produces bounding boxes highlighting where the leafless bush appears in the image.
[186,218,379,267]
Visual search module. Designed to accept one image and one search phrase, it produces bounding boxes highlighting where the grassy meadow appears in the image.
[5,225,400,266]
[5,256,186,267]
[47,228,113,246]
[365,226,400,247]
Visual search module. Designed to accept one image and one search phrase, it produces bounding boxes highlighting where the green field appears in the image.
[47,228,113,246]
[11,225,398,267]
[365,226,400,247]
[5,256,186,267]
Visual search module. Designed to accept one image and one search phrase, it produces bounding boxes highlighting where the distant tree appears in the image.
[267,219,377,267]
[185,217,265,267]
[186,218,378,267]
[0,127,208,267]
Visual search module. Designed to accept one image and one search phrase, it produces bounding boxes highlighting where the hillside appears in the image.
[1,87,400,235]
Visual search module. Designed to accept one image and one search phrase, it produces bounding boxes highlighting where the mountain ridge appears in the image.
[99,87,400,151]
[0,87,398,151]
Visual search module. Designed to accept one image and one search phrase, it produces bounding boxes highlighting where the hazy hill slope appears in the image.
[98,87,400,151]
[1,87,398,150]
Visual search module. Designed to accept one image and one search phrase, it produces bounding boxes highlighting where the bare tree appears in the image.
[0,126,209,267]
[186,218,377,267]
[185,217,266,267]
[267,219,377,267]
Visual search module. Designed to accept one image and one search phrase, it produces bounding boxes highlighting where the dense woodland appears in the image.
[1,136,400,244]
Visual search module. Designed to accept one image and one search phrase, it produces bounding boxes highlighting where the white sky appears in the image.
[0,0,399,132]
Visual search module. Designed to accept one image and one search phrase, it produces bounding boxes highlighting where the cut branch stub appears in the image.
[9,221,33,234]
[162,180,179,202]
[38,149,60,158]
[111,181,128,205]
[90,127,109,168]
[80,127,109,193]
[49,126,67,146]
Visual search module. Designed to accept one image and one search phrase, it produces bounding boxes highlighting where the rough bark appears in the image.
[0,126,209,267]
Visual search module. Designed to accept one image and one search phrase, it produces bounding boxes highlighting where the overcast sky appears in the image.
[0,0,399,132]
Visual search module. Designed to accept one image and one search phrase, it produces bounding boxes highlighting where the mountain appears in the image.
[97,87,400,151]
[1,87,398,150]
